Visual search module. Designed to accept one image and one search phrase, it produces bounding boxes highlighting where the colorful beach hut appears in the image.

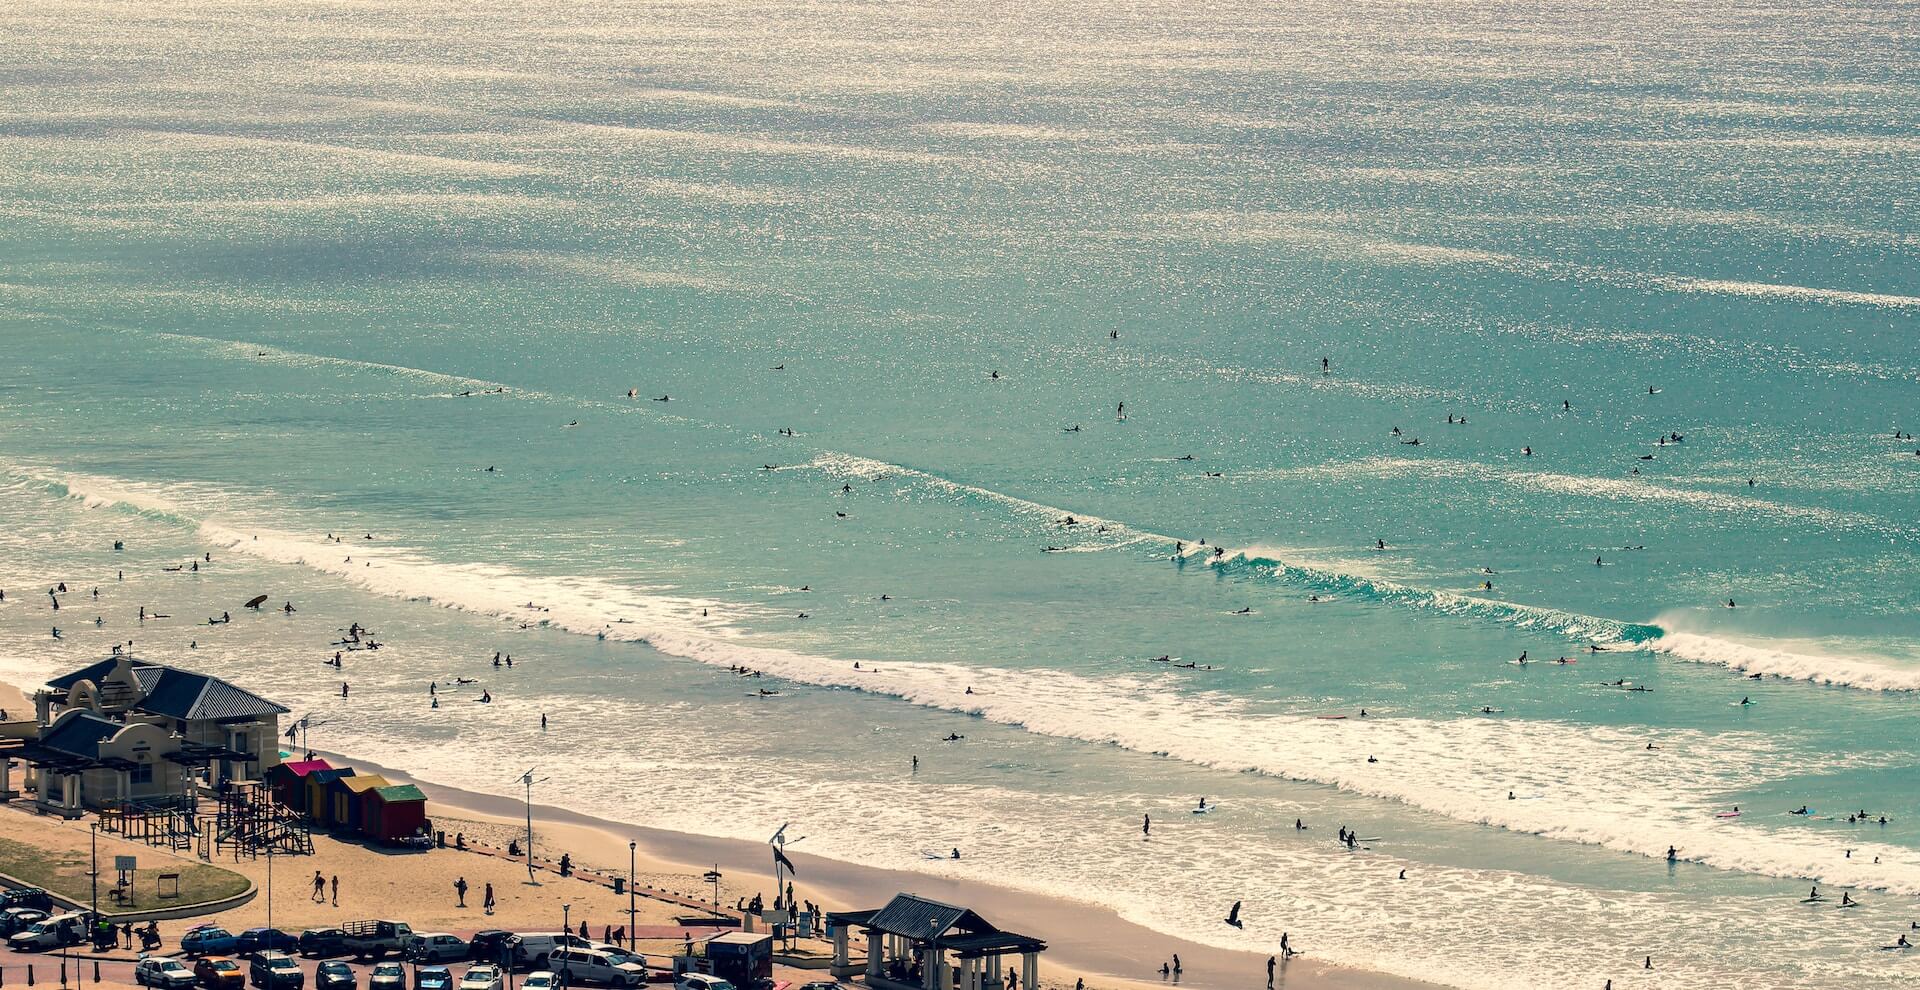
[361,784,429,844]
[307,768,355,826]
[270,759,332,812]
[331,774,388,832]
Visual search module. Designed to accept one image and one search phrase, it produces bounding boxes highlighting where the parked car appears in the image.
[183,926,244,958]
[341,921,415,961]
[367,963,407,990]
[458,965,503,990]
[583,944,645,967]
[550,948,646,989]
[136,958,201,989]
[239,929,301,955]
[8,912,89,951]
[675,976,738,990]
[798,983,847,990]
[414,966,453,990]
[299,928,349,958]
[0,888,54,913]
[466,931,517,964]
[196,957,247,990]
[409,933,469,964]
[519,973,556,990]
[0,908,49,936]
[249,952,305,990]
[315,961,357,990]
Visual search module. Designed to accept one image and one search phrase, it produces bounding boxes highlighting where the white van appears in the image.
[510,934,588,970]
[549,948,646,988]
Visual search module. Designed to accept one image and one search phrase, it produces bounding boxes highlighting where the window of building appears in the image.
[129,762,153,785]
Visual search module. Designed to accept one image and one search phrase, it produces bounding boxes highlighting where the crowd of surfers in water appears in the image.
[12,359,1916,990]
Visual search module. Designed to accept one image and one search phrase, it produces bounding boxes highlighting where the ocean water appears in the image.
[2,1,1918,987]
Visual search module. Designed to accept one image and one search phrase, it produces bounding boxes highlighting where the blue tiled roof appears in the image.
[48,656,288,721]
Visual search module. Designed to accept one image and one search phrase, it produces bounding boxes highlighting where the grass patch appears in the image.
[0,835,249,914]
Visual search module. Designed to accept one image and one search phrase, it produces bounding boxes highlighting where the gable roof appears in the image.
[275,759,333,778]
[339,774,390,794]
[371,784,426,803]
[40,710,123,759]
[310,768,356,785]
[867,894,996,942]
[48,656,289,721]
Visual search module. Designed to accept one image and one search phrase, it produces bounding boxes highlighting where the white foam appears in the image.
[24,465,1920,902]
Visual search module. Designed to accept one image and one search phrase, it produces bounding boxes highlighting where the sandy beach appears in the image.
[323,750,1435,990]
[0,668,1424,990]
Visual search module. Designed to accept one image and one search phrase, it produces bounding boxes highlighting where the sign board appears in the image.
[760,910,789,925]
[114,856,138,872]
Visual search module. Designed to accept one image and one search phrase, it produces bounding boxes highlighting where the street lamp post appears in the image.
[559,904,572,990]
[88,822,98,988]
[626,842,636,952]
[516,770,546,885]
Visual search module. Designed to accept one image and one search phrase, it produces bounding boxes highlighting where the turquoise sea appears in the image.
[2,1,1918,986]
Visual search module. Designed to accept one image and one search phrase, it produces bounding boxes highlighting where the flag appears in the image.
[772,845,797,875]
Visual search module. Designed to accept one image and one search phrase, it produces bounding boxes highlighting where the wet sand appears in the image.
[319,750,1436,990]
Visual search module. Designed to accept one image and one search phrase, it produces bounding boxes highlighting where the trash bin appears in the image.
[612,878,626,895]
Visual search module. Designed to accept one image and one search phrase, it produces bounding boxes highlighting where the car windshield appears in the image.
[271,960,298,971]
[374,966,404,977]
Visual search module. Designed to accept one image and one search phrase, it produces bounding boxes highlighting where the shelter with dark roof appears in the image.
[8,708,189,817]
[827,893,1046,990]
[306,767,355,826]
[37,652,287,792]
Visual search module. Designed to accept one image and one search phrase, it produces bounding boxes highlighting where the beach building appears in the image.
[827,894,1046,990]
[306,767,356,826]
[330,773,389,832]
[360,783,429,845]
[4,653,288,816]
[270,758,334,812]
[8,709,190,818]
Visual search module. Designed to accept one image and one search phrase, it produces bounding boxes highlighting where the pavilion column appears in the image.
[831,926,850,973]
[67,773,82,811]
[925,948,944,990]
[964,956,979,990]
[0,756,11,799]
[1020,952,1037,990]
[988,955,1002,989]
[865,929,884,980]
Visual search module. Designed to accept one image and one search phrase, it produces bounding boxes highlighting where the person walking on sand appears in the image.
[1267,956,1276,988]
[454,877,469,907]
[312,871,326,902]
[484,883,495,915]
[331,874,339,906]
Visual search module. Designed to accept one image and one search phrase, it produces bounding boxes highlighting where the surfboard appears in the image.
[1315,714,1348,720]
[1192,805,1218,815]
[1714,811,1742,819]
[1800,897,1825,904]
